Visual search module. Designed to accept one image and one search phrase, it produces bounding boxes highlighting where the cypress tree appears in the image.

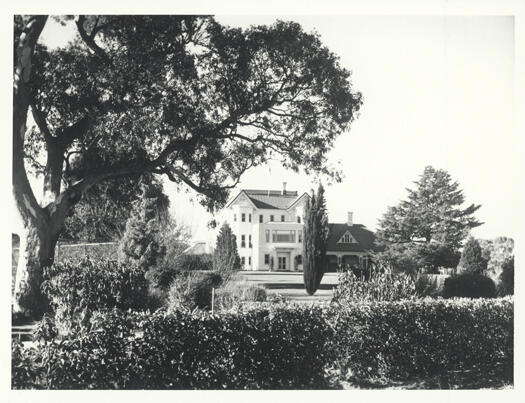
[458,237,488,274]
[303,183,329,295]
[213,223,241,275]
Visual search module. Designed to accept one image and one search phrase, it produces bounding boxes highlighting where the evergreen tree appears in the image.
[118,177,168,271]
[376,166,482,273]
[458,237,488,274]
[303,183,329,295]
[213,223,241,276]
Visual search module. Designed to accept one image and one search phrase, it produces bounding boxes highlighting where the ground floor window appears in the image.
[264,254,270,264]
[241,256,245,266]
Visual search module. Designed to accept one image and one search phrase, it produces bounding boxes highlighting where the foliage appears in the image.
[41,258,150,333]
[303,183,329,295]
[479,237,514,292]
[328,297,513,382]
[498,257,514,296]
[332,269,417,304]
[167,271,223,311]
[147,253,214,292]
[414,274,447,297]
[12,306,334,389]
[214,280,267,311]
[375,166,482,273]
[61,176,143,242]
[457,237,488,274]
[443,272,496,299]
[12,298,513,389]
[213,223,241,276]
[118,178,168,270]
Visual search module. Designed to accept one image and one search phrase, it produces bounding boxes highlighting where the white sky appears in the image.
[16,14,518,245]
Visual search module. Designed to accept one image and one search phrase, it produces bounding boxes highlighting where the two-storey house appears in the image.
[225,183,308,271]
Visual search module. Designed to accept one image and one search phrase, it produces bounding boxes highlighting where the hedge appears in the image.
[12,298,513,389]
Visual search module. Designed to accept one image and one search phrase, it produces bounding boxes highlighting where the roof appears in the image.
[182,242,213,255]
[227,189,309,210]
[326,223,376,253]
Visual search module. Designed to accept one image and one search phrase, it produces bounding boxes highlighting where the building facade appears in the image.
[225,184,376,272]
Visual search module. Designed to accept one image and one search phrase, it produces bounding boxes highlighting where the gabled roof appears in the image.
[227,189,308,210]
[182,242,213,255]
[326,223,376,253]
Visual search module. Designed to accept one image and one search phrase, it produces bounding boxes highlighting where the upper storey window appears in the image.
[259,214,263,223]
[281,215,285,222]
[242,213,246,222]
[338,231,357,244]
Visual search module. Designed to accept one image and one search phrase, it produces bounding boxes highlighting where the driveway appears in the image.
[237,271,338,303]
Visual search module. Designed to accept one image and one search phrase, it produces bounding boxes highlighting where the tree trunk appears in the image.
[13,215,58,318]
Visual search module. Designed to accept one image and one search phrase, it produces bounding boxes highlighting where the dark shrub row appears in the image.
[12,306,332,389]
[12,298,513,389]
[443,272,496,298]
[330,297,513,381]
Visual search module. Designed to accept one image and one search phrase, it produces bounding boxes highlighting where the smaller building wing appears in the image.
[326,223,376,253]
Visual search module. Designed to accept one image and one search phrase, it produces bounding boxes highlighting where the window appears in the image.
[259,214,263,223]
[264,254,270,264]
[241,257,245,266]
[242,213,246,222]
[298,230,302,243]
[297,216,301,223]
[281,215,285,222]
[234,214,237,222]
[248,256,252,266]
[337,256,342,266]
[249,235,252,248]
[339,231,355,244]
[265,230,270,243]
[272,230,296,243]
[296,255,302,264]
[249,214,252,223]
[270,215,274,221]
[241,235,246,248]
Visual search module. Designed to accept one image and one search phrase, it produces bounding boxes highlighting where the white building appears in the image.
[225,183,308,271]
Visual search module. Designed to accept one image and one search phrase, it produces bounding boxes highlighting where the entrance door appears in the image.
[277,256,287,270]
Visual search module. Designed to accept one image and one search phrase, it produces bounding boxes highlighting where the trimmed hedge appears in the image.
[443,272,496,298]
[329,297,513,382]
[12,298,513,389]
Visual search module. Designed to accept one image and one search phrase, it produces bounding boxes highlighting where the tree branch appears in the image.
[75,15,112,65]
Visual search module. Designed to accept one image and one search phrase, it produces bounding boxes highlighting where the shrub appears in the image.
[443,272,496,298]
[498,257,514,296]
[457,237,488,274]
[147,253,213,291]
[167,271,223,311]
[42,258,150,333]
[12,306,334,389]
[415,274,447,297]
[332,269,417,304]
[214,280,267,311]
[328,297,513,382]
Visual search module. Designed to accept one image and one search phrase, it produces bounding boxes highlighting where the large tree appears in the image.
[303,183,329,295]
[13,15,362,316]
[375,166,482,274]
[213,223,241,275]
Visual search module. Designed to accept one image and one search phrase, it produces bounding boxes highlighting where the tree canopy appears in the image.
[13,15,362,316]
[375,166,482,273]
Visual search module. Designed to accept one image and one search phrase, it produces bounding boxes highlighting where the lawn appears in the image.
[236,271,338,302]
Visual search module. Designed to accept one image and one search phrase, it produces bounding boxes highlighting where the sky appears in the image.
[17,14,518,246]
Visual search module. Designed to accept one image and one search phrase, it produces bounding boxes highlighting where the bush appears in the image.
[42,258,151,333]
[415,274,447,297]
[443,272,496,298]
[328,297,513,382]
[167,271,223,311]
[12,306,333,389]
[332,269,417,304]
[498,257,514,296]
[147,253,213,291]
[214,280,267,311]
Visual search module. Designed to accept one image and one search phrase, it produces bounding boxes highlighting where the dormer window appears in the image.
[338,231,356,244]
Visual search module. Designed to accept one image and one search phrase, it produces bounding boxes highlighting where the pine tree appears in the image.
[213,223,241,276]
[118,178,168,271]
[376,166,482,273]
[458,237,488,274]
[303,183,329,295]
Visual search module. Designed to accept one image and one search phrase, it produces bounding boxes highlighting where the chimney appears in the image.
[282,182,287,195]
[347,212,353,226]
